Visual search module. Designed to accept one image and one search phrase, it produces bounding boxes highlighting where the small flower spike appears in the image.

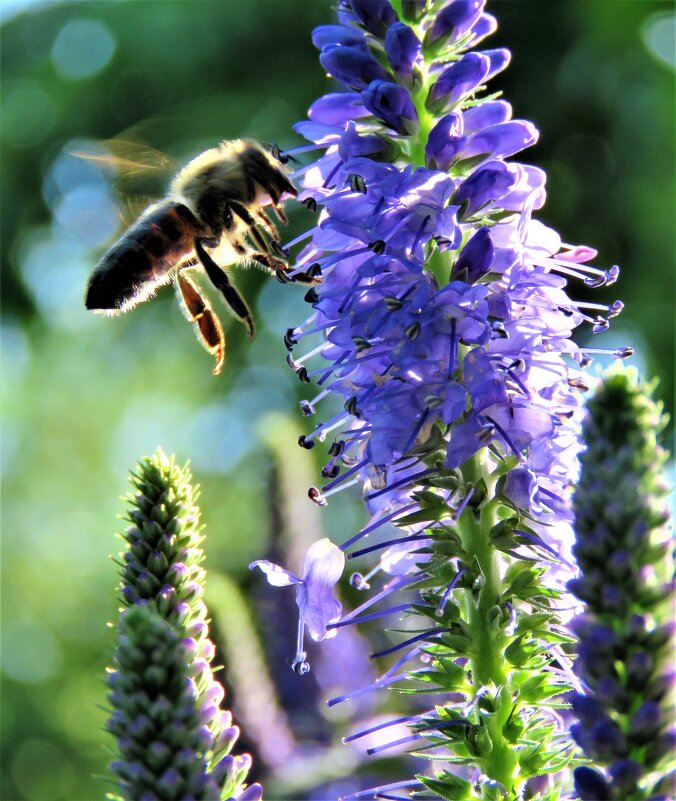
[110,450,261,800]
[569,369,674,801]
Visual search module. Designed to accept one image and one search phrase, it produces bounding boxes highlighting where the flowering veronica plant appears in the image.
[251,1,635,799]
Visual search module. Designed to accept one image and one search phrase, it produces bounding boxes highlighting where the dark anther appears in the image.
[271,240,290,260]
[308,486,327,506]
[579,356,592,368]
[568,377,590,391]
[344,396,360,416]
[368,240,386,254]
[302,197,318,213]
[491,321,507,338]
[406,321,421,340]
[286,353,299,369]
[300,400,316,417]
[608,300,624,318]
[304,288,320,304]
[352,336,371,352]
[307,263,323,280]
[328,439,345,457]
[558,305,574,317]
[322,463,341,479]
[349,572,370,589]
[434,236,451,247]
[384,296,403,310]
[276,268,293,284]
[271,143,289,164]
[284,328,298,351]
[592,316,609,334]
[297,366,310,383]
[298,434,316,450]
[613,346,634,360]
[348,173,367,194]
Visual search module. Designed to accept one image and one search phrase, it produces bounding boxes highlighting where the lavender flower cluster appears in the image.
[271,0,630,652]
[285,0,627,566]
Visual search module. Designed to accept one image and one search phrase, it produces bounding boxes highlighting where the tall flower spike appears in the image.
[569,369,675,801]
[113,450,261,801]
[266,0,632,797]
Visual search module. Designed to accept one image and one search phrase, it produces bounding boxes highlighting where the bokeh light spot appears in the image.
[51,18,116,80]
[0,79,57,147]
[11,739,75,801]
[641,12,676,70]
[17,227,92,329]
[2,618,62,683]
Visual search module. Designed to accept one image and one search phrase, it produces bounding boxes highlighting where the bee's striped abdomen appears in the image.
[85,201,201,313]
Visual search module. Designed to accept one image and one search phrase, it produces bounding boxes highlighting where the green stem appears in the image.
[459,452,520,796]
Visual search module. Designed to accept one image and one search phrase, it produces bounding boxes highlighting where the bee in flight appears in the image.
[85,138,299,375]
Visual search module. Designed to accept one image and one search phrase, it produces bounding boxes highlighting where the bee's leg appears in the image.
[175,270,225,375]
[227,200,274,255]
[268,204,289,226]
[256,208,279,239]
[194,238,255,339]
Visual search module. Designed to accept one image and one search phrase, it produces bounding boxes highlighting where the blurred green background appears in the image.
[1,1,673,799]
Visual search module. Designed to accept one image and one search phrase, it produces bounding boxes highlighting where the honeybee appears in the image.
[85,139,299,374]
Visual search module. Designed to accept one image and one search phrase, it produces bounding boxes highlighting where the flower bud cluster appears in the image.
[569,371,674,801]
[107,450,261,801]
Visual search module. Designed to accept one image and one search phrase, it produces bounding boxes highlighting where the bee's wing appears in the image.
[68,138,174,177]
[69,128,177,228]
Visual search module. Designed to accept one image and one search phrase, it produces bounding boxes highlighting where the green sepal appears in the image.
[418,771,474,801]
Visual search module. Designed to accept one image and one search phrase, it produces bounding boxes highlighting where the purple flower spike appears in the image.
[362,80,419,135]
[385,22,421,80]
[250,538,345,674]
[320,44,390,91]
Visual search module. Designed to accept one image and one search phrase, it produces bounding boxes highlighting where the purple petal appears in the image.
[427,52,490,113]
[312,24,367,50]
[249,560,301,587]
[385,22,421,80]
[425,0,485,48]
[361,80,419,135]
[349,0,398,37]
[320,44,391,91]
[308,92,369,125]
[297,538,345,641]
[462,120,539,162]
[426,112,465,171]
